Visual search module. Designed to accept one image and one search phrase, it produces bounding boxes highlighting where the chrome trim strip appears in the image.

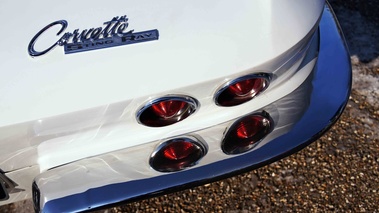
[37,4,351,212]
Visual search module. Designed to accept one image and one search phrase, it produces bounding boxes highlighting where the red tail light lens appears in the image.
[150,137,207,172]
[215,74,270,107]
[138,96,199,127]
[151,101,187,119]
[222,112,273,155]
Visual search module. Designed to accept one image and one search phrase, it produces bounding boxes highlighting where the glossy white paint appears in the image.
[0,0,325,205]
[0,0,323,126]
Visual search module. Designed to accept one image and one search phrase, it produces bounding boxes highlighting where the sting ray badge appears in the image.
[28,15,159,57]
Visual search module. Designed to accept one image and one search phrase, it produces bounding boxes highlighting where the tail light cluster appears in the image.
[138,74,270,128]
[145,74,273,172]
[150,112,273,172]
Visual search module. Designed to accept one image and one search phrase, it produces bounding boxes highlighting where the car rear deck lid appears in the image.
[0,0,324,126]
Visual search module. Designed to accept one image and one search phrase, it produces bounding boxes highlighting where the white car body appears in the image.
[0,0,351,212]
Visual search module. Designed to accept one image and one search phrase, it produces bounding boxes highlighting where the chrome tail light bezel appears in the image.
[214,73,271,107]
[149,136,208,172]
[221,111,274,155]
[137,95,200,127]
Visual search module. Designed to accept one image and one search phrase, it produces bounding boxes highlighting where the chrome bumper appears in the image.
[34,4,352,212]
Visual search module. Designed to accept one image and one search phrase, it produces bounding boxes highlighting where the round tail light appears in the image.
[150,137,207,172]
[222,112,273,155]
[138,96,199,127]
[215,74,270,107]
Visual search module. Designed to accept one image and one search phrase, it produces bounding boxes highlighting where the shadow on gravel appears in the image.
[330,0,379,110]
[329,0,379,63]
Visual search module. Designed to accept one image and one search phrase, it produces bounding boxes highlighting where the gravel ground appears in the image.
[1,2,378,212]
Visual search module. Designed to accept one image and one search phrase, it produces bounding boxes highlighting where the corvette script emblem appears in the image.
[28,15,159,57]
